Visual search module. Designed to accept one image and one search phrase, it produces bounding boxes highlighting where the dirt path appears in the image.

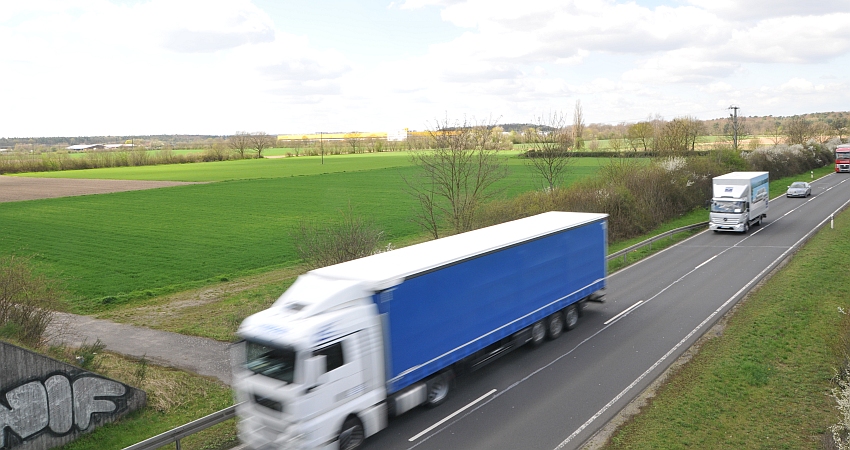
[0,176,202,203]
[48,312,234,385]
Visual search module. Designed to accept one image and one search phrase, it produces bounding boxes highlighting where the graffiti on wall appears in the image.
[0,373,129,448]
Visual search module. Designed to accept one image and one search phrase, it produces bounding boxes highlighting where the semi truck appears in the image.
[709,171,769,233]
[836,144,850,173]
[231,211,608,450]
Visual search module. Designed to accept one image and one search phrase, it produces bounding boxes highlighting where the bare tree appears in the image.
[250,132,275,158]
[655,116,705,155]
[608,133,625,152]
[294,205,385,269]
[768,121,783,146]
[813,121,832,144]
[828,117,848,142]
[524,111,574,191]
[627,122,654,152]
[228,132,252,159]
[0,255,63,348]
[784,116,814,145]
[404,116,509,238]
[573,100,585,150]
[345,136,360,154]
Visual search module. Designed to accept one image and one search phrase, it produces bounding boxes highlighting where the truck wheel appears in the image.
[425,371,451,407]
[547,312,564,340]
[564,305,579,330]
[530,321,546,347]
[339,416,365,450]
[743,222,749,233]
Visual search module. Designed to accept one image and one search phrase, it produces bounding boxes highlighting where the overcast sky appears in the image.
[3,0,850,138]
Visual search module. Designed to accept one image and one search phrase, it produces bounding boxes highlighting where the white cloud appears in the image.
[688,0,850,21]
[0,0,354,135]
[780,78,822,93]
[2,0,850,136]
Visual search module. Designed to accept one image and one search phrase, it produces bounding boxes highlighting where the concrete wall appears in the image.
[0,342,146,449]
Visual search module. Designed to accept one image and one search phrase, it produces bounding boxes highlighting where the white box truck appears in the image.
[231,212,608,450]
[709,171,769,233]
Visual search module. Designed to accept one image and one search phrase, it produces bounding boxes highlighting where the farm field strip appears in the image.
[10,151,611,182]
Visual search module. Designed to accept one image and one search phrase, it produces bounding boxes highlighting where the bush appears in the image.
[746,141,835,179]
[294,206,386,269]
[477,153,747,242]
[0,255,64,348]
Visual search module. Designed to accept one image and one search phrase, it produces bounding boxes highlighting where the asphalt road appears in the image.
[364,172,850,450]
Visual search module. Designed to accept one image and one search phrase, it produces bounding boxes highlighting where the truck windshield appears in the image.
[837,151,850,160]
[244,341,296,383]
[712,200,744,213]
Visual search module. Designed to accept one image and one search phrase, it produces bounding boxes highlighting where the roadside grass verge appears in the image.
[603,187,850,449]
[58,352,235,450]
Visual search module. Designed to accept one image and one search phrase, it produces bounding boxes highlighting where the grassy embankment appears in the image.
[57,352,237,450]
[603,177,850,449]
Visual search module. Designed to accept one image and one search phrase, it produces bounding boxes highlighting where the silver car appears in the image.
[786,181,811,198]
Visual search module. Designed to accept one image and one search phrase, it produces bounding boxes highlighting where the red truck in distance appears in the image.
[836,144,850,173]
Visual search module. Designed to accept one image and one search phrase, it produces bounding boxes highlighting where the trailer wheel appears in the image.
[339,416,365,450]
[530,321,546,347]
[564,305,579,330]
[547,312,564,340]
[425,371,452,408]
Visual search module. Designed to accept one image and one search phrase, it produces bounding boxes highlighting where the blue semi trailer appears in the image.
[232,211,608,449]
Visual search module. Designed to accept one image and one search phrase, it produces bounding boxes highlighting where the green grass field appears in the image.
[14,150,614,182]
[16,151,415,181]
[2,153,613,313]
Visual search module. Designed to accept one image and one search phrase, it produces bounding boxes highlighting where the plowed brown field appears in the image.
[0,176,202,203]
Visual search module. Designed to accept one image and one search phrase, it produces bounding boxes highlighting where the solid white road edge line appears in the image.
[408,389,497,442]
[552,192,850,450]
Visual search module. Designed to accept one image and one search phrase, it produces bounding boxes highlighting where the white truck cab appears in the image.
[233,276,388,450]
[709,172,769,233]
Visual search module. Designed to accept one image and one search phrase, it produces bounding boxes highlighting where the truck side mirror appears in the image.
[303,355,327,391]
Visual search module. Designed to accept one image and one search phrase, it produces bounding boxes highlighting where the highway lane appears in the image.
[367,172,850,450]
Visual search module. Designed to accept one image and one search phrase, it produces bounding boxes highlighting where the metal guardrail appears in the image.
[122,404,239,450]
[607,221,708,265]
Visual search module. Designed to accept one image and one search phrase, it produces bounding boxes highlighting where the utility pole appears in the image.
[728,105,740,151]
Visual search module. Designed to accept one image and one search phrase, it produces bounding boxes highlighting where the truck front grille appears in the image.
[711,217,738,225]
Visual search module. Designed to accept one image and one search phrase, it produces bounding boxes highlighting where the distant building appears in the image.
[386,129,409,142]
[66,144,104,151]
[277,130,413,142]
